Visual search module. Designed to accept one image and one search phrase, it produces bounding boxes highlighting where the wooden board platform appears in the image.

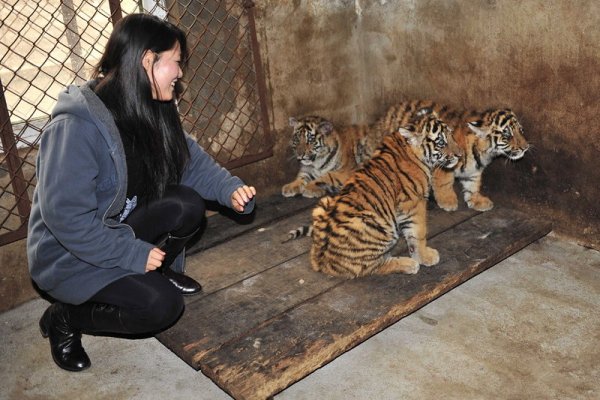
[156,196,552,400]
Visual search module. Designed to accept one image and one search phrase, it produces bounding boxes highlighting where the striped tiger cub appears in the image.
[380,100,529,211]
[282,116,385,198]
[309,111,460,278]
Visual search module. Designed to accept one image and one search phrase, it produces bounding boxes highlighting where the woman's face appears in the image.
[143,42,183,101]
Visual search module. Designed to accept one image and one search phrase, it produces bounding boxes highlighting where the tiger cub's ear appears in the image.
[317,120,334,136]
[398,125,424,146]
[467,120,488,138]
[289,117,299,127]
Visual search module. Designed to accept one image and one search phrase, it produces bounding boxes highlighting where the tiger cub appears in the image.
[309,112,460,278]
[282,116,385,198]
[379,100,529,211]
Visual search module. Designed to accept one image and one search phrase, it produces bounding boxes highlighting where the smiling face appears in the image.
[143,41,183,101]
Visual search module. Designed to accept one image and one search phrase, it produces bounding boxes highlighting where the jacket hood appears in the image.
[51,81,122,149]
[52,81,112,127]
[52,83,92,121]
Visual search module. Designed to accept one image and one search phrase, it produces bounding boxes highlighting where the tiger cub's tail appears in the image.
[282,225,313,243]
[282,196,335,243]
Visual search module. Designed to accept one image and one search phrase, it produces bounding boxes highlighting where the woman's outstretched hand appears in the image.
[231,185,256,213]
[146,247,166,272]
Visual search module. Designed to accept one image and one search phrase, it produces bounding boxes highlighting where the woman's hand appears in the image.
[145,247,166,272]
[231,185,256,213]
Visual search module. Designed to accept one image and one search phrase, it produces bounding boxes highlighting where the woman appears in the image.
[27,13,256,372]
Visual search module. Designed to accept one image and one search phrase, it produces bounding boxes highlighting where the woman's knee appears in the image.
[150,289,184,330]
[165,185,205,235]
[126,288,184,333]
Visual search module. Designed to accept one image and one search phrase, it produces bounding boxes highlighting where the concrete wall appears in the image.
[2,0,598,313]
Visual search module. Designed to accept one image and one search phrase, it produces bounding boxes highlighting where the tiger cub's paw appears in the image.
[379,257,420,275]
[438,201,458,212]
[435,192,459,212]
[282,181,304,197]
[419,247,440,267]
[467,193,494,211]
[403,259,421,274]
[302,183,327,198]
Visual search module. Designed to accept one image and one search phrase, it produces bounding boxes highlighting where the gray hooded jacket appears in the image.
[27,82,254,304]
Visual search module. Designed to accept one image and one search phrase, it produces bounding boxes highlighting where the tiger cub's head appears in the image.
[467,109,529,160]
[289,116,335,166]
[399,111,461,169]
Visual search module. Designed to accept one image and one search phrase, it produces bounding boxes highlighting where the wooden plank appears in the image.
[196,207,552,400]
[156,204,479,367]
[158,255,339,367]
[180,209,316,299]
[187,195,317,254]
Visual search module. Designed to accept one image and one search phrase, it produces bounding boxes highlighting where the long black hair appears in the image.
[92,13,190,201]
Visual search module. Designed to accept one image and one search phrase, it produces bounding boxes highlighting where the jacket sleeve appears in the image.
[180,135,255,214]
[35,116,152,273]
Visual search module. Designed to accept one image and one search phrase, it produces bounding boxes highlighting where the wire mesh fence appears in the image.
[0,0,272,246]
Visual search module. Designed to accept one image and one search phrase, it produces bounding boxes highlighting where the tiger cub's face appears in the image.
[289,116,335,166]
[399,112,461,169]
[467,109,529,160]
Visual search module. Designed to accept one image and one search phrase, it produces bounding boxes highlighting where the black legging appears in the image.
[88,185,205,333]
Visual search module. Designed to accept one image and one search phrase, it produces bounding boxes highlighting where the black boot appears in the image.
[40,302,129,372]
[161,267,202,295]
[158,232,202,296]
[39,302,91,372]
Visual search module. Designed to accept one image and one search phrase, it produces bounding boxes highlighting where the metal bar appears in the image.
[223,147,273,170]
[60,0,86,84]
[0,225,28,247]
[244,0,274,154]
[0,79,31,242]
[108,0,123,24]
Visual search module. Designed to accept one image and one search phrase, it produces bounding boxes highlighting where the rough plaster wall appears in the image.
[253,0,600,248]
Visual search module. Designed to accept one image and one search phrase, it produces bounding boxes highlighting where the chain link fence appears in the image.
[0,0,273,246]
